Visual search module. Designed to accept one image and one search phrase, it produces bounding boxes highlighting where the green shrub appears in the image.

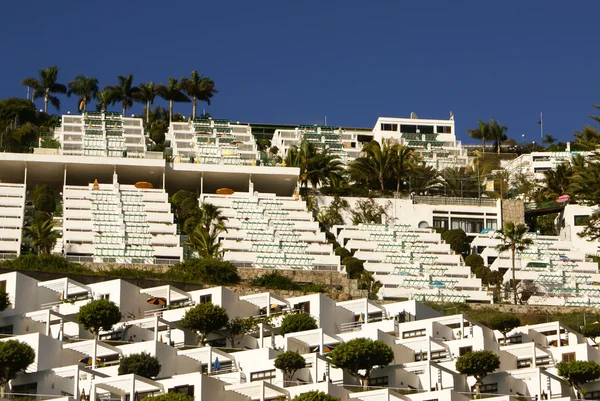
[2,254,89,273]
[465,254,484,270]
[167,258,240,285]
[342,256,365,279]
[334,247,351,259]
[441,229,470,256]
[280,313,318,335]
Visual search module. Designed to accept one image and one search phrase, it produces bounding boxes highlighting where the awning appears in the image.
[93,374,163,397]
[178,346,234,372]
[140,285,191,305]
[38,278,91,298]
[240,292,290,311]
[63,339,122,358]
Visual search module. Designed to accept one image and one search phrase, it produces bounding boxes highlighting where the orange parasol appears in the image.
[135,182,153,189]
[216,188,234,195]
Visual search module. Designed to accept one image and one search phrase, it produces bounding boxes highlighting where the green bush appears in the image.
[280,313,318,335]
[342,256,365,279]
[167,258,240,285]
[2,254,89,273]
[465,254,484,270]
[334,247,351,259]
[441,229,470,256]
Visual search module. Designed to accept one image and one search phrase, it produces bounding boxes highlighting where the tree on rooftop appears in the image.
[0,339,36,397]
[329,337,394,390]
[557,360,600,399]
[67,75,99,112]
[581,323,600,345]
[104,74,140,116]
[467,119,491,154]
[180,71,217,120]
[222,316,255,348]
[489,314,521,343]
[180,302,228,345]
[279,313,318,335]
[157,78,190,121]
[274,351,306,383]
[76,299,122,339]
[21,66,67,113]
[495,222,533,305]
[118,352,161,379]
[455,350,500,396]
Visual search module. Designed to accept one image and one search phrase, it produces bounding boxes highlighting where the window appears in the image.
[381,123,398,132]
[433,217,448,230]
[479,383,498,394]
[400,124,417,133]
[168,385,194,397]
[368,376,388,387]
[436,125,452,134]
[585,390,600,399]
[294,301,310,314]
[574,215,591,226]
[451,218,484,233]
[199,294,212,304]
[0,325,13,335]
[99,294,110,300]
[459,346,472,356]
[403,328,426,339]
[12,382,37,396]
[562,352,576,363]
[251,369,276,383]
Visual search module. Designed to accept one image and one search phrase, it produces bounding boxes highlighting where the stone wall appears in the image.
[501,199,525,226]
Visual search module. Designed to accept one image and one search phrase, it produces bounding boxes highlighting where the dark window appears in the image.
[417,125,434,134]
[585,390,600,399]
[168,385,194,397]
[403,329,426,339]
[459,346,472,356]
[433,217,448,230]
[574,215,591,226]
[562,352,576,363]
[250,369,276,383]
[0,325,14,335]
[368,376,389,387]
[11,382,37,395]
[400,124,417,133]
[436,125,452,134]
[381,123,398,131]
[199,294,212,304]
[451,218,484,233]
[479,383,498,394]
[294,301,310,314]
[0,280,6,292]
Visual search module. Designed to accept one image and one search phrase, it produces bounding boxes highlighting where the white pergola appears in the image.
[140,285,191,307]
[349,388,408,401]
[63,339,122,369]
[285,328,340,355]
[240,292,290,316]
[337,298,387,323]
[124,315,175,342]
[177,346,235,373]
[38,278,92,300]
[24,309,71,338]
[90,374,163,401]
[225,381,288,401]
[51,365,109,399]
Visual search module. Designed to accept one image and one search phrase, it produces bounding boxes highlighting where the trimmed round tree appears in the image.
[582,323,600,345]
[0,339,36,397]
[292,391,339,401]
[145,393,193,401]
[557,360,600,399]
[489,314,521,343]
[455,350,500,396]
[118,352,161,379]
[77,299,122,338]
[280,313,318,335]
[181,302,228,345]
[274,351,306,383]
[330,338,394,389]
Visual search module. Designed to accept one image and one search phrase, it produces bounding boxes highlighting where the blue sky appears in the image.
[1,1,598,144]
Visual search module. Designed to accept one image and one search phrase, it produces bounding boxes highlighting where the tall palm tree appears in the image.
[394,145,414,192]
[104,75,140,116]
[488,119,508,154]
[24,213,59,255]
[573,126,600,151]
[467,120,490,154]
[133,82,160,124]
[541,163,573,200]
[495,222,533,305]
[95,91,111,112]
[185,222,225,259]
[21,66,67,113]
[304,147,345,190]
[67,75,99,112]
[348,139,398,191]
[408,163,441,195]
[180,71,217,119]
[157,78,190,121]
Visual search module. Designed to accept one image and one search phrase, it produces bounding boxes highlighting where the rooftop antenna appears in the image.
[449,111,454,120]
[410,112,419,119]
[324,116,327,126]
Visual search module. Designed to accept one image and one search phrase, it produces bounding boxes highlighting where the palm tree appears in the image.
[304,148,345,190]
[198,203,228,233]
[542,134,557,146]
[67,75,99,112]
[467,120,490,154]
[185,223,225,259]
[24,213,59,254]
[133,82,160,124]
[541,163,573,200]
[495,222,533,305]
[394,145,414,192]
[21,66,67,113]
[407,163,441,195]
[157,78,190,121]
[104,75,140,116]
[95,91,111,112]
[348,139,398,191]
[180,71,217,119]
[573,126,600,151]
[488,119,508,154]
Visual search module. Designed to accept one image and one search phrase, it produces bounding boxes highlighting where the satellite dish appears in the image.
[410,112,419,119]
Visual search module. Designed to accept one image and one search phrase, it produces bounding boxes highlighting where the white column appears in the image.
[207,347,212,373]
[166,287,171,307]
[92,338,98,370]
[89,383,96,401]
[74,365,80,399]
[130,374,136,401]
[64,164,68,187]
[24,162,28,187]
[266,294,271,317]
[319,330,324,355]
[532,343,537,368]
[557,323,562,348]
[258,323,264,349]
[200,173,204,197]
[154,315,159,341]
[45,310,51,337]
[364,298,369,324]
[260,382,265,401]
[162,169,166,190]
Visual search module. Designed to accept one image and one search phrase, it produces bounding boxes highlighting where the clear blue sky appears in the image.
[1,1,599,144]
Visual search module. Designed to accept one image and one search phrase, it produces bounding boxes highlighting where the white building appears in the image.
[501,149,592,182]
[0,271,595,401]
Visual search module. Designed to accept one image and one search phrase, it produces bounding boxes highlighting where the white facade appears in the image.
[0,271,596,401]
[501,149,592,182]
[53,111,148,158]
[0,183,26,257]
[62,176,182,264]
[167,118,258,165]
